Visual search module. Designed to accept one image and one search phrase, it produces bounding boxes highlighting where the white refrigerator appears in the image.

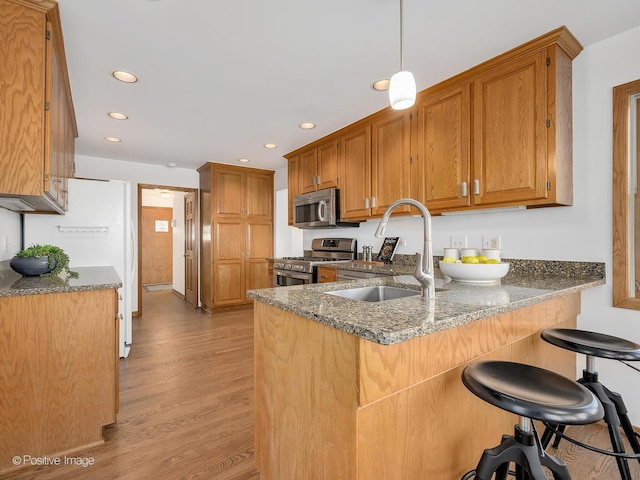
[23,178,134,358]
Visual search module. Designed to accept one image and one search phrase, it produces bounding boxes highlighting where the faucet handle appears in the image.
[414,252,424,275]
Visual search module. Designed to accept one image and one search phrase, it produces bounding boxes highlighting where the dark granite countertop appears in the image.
[247,260,605,345]
[0,266,122,297]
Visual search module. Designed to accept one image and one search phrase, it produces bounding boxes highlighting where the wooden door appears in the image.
[338,124,371,220]
[141,207,173,285]
[417,84,471,210]
[472,50,548,206]
[299,148,318,193]
[316,138,339,190]
[371,110,412,216]
[184,192,198,306]
[213,219,245,305]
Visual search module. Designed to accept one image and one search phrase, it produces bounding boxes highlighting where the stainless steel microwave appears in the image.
[293,188,360,229]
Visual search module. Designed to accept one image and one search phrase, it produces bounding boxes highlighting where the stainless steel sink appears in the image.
[326,285,421,302]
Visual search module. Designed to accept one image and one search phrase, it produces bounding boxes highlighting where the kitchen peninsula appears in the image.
[0,266,120,474]
[248,261,604,480]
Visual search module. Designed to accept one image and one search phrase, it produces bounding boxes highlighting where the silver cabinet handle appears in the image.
[316,175,320,185]
[371,196,376,208]
[461,182,468,197]
[364,198,370,209]
[473,179,480,195]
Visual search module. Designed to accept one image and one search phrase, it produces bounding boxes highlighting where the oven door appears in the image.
[274,269,313,287]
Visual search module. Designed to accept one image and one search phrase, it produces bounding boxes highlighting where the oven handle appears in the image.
[317,200,327,222]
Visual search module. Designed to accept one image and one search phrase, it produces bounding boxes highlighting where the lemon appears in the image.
[442,256,457,263]
[485,259,500,264]
[461,256,480,264]
[476,255,488,262]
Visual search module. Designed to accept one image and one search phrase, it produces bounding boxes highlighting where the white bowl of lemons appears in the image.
[439,256,510,284]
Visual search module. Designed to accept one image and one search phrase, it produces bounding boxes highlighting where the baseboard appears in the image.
[172,289,185,299]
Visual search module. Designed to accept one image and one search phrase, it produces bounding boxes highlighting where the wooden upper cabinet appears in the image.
[371,109,412,216]
[472,50,548,206]
[287,156,300,225]
[0,1,76,214]
[298,139,339,193]
[212,167,273,219]
[415,84,471,210]
[338,124,371,220]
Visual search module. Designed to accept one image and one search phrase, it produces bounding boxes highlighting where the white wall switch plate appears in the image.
[450,235,468,248]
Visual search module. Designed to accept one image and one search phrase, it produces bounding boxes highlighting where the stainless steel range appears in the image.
[273,238,357,286]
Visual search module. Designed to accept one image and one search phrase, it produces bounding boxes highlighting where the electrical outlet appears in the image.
[482,235,501,249]
[450,235,467,249]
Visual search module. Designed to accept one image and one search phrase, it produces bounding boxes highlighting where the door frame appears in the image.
[137,183,198,316]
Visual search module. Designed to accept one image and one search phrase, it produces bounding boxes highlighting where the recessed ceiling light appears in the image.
[299,122,316,130]
[108,112,128,120]
[238,158,250,163]
[105,136,121,142]
[111,70,138,83]
[372,79,390,91]
[264,143,278,149]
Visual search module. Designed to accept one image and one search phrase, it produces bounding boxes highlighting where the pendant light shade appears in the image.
[389,0,415,110]
[389,70,416,110]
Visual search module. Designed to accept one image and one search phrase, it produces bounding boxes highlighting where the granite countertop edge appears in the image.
[0,266,122,297]
[248,260,605,345]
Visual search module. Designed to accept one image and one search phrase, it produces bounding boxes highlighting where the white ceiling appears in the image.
[58,0,640,173]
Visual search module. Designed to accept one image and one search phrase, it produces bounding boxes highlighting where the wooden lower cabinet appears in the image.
[316,266,337,283]
[254,293,580,480]
[0,288,118,473]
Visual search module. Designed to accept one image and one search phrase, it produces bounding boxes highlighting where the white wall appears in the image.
[0,208,21,261]
[303,26,640,425]
[274,167,303,258]
[75,155,199,311]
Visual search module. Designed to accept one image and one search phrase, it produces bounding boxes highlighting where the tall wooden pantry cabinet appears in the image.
[198,163,274,310]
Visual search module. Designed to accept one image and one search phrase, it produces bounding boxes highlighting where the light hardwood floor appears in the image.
[3,290,639,479]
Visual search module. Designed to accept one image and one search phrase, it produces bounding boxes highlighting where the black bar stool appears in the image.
[540,328,640,480]
[461,360,603,480]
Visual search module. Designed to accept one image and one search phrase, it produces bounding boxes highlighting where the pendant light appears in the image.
[389,0,416,110]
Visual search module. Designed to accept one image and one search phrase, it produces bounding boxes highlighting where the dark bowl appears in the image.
[10,256,56,276]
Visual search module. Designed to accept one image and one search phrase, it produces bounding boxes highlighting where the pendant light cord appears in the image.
[399,0,404,70]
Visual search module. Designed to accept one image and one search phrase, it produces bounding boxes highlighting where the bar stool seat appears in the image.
[461,361,603,480]
[540,328,640,480]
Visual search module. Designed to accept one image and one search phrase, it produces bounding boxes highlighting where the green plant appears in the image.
[16,244,79,278]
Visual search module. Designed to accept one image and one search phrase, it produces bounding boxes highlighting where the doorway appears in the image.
[137,184,198,316]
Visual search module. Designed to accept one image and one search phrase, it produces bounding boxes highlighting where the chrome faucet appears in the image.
[374,198,435,303]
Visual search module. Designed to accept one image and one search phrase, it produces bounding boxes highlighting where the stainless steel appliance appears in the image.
[273,238,357,286]
[293,188,360,229]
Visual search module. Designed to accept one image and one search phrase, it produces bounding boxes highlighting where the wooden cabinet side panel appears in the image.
[254,302,358,480]
[0,290,116,471]
[287,156,299,225]
[0,2,46,196]
[199,169,212,309]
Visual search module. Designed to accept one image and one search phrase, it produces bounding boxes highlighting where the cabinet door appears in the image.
[213,219,245,305]
[473,51,548,206]
[245,220,273,301]
[316,139,339,190]
[416,84,471,210]
[316,266,337,283]
[371,110,412,216]
[338,125,371,220]
[0,3,46,197]
[287,156,300,225]
[246,172,273,219]
[213,169,244,217]
[299,148,318,193]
